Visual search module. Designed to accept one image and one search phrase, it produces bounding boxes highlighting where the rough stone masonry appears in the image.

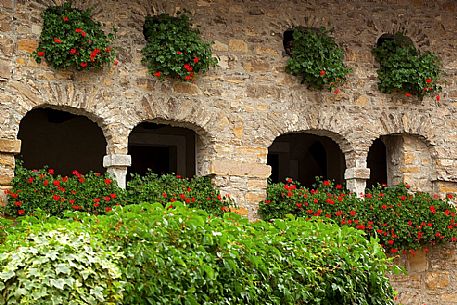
[0,1,456,304]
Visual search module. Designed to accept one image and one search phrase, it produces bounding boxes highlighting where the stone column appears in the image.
[103,154,131,189]
[344,159,370,197]
[208,158,271,220]
[0,138,21,205]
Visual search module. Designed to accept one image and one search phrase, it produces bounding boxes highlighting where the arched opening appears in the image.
[367,138,388,188]
[127,122,197,178]
[267,133,346,186]
[18,107,107,175]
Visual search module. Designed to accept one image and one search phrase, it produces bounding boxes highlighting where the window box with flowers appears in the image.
[285,27,352,92]
[32,2,116,70]
[372,32,442,99]
[141,13,218,82]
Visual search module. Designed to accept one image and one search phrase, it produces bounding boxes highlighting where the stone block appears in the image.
[228,39,248,53]
[254,46,279,57]
[354,95,369,106]
[172,82,202,95]
[436,182,457,193]
[247,178,267,189]
[407,249,428,273]
[103,154,131,167]
[344,167,370,180]
[0,0,13,9]
[17,39,39,53]
[0,175,13,186]
[0,59,11,79]
[0,154,14,167]
[212,40,228,52]
[245,192,266,203]
[230,207,248,216]
[0,139,21,154]
[209,160,271,178]
[425,271,449,290]
[232,126,243,138]
[243,59,270,73]
[0,37,14,56]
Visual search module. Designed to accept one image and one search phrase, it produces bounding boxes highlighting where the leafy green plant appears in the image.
[259,178,457,254]
[3,203,396,305]
[0,228,124,304]
[2,160,124,217]
[32,2,116,70]
[285,27,352,91]
[141,13,218,81]
[372,32,441,98]
[126,171,233,216]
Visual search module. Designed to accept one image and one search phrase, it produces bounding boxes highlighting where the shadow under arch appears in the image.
[267,130,347,187]
[17,106,108,175]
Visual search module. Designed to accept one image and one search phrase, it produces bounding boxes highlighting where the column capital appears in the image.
[103,154,131,168]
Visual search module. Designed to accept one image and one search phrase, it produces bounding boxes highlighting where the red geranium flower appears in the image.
[18,209,25,215]
[405,92,412,97]
[80,62,88,68]
[104,178,112,185]
[425,78,432,83]
[193,57,199,63]
[37,51,45,57]
[53,38,62,43]
[153,71,161,77]
[69,48,77,55]
[105,207,112,212]
[63,16,69,22]
[319,70,326,76]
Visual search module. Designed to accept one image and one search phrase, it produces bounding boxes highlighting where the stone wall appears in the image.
[0,0,457,301]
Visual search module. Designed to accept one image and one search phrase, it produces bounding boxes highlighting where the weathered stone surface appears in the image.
[17,39,39,53]
[172,82,202,95]
[425,271,450,289]
[0,139,21,154]
[407,250,428,273]
[228,39,248,53]
[209,160,271,178]
[0,175,13,186]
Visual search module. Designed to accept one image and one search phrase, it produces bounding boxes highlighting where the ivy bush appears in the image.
[32,2,116,70]
[1,203,396,305]
[2,160,124,217]
[141,13,218,81]
[126,171,234,216]
[0,228,124,304]
[259,178,457,253]
[286,27,352,91]
[372,32,441,98]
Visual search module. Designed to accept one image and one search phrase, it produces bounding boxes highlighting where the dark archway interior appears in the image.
[283,28,294,55]
[267,133,346,187]
[367,138,388,188]
[128,122,196,178]
[18,107,107,175]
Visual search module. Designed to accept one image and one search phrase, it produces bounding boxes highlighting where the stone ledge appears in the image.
[0,138,21,154]
[103,154,131,167]
[0,175,13,186]
[209,160,271,178]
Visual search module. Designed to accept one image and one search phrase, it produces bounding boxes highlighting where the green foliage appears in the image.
[372,32,441,97]
[286,27,352,91]
[2,203,396,305]
[32,2,116,70]
[259,178,457,253]
[126,171,234,216]
[0,228,124,304]
[141,13,218,81]
[2,160,124,217]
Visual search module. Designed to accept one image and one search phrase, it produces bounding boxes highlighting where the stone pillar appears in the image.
[0,138,21,206]
[345,165,370,197]
[103,154,131,189]
[208,158,271,220]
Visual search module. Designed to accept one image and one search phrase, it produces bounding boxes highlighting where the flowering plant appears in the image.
[259,178,457,253]
[141,13,218,81]
[285,27,351,91]
[32,2,116,70]
[126,171,234,216]
[372,32,441,98]
[2,160,123,217]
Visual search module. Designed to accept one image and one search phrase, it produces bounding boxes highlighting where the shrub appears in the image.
[286,27,352,91]
[5,203,395,305]
[141,13,218,81]
[126,172,233,216]
[372,32,441,98]
[259,178,457,253]
[32,2,116,70]
[0,228,124,304]
[2,160,124,217]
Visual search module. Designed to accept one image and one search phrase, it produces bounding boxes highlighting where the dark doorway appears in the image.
[268,133,346,187]
[367,138,388,188]
[128,122,196,178]
[17,107,106,175]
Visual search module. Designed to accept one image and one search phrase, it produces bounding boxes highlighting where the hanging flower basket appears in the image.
[285,27,352,91]
[372,32,442,98]
[32,2,116,70]
[141,13,218,82]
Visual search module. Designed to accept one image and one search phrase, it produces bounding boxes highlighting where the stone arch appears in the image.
[7,81,118,153]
